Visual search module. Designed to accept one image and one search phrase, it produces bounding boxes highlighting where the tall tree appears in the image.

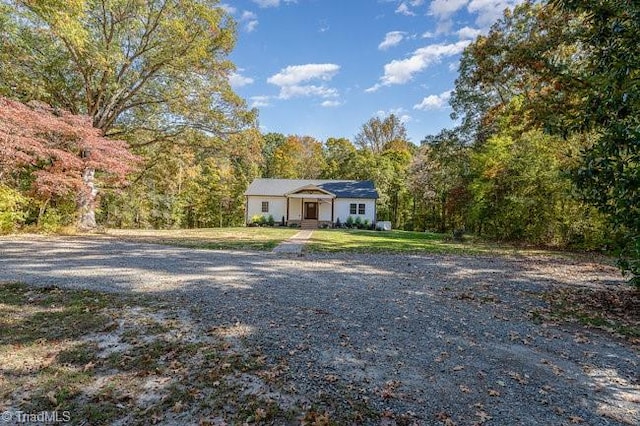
[322,137,356,179]
[552,0,640,285]
[354,114,408,153]
[450,1,581,143]
[270,135,325,179]
[410,129,469,232]
[1,0,255,228]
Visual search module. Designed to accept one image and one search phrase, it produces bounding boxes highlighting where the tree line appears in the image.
[0,0,637,285]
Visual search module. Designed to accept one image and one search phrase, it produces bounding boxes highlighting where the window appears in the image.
[358,203,366,215]
[261,201,269,213]
[349,203,357,214]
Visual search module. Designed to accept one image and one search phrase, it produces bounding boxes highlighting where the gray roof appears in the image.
[245,179,379,199]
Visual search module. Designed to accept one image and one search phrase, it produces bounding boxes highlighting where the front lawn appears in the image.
[103,227,298,251]
[307,229,509,255]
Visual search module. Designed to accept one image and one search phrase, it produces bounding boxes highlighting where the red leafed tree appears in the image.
[0,96,139,230]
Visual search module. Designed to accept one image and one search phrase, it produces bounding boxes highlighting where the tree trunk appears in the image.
[77,167,98,231]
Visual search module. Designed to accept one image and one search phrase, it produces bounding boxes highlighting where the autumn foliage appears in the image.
[0,96,138,217]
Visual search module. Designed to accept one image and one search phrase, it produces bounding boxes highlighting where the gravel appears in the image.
[1,235,638,425]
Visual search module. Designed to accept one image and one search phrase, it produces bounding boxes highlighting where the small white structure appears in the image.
[245,179,379,228]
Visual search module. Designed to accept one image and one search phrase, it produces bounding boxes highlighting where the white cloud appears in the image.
[252,0,296,8]
[376,108,412,123]
[457,26,483,40]
[268,63,340,86]
[429,0,468,19]
[250,96,271,108]
[229,71,254,88]
[413,90,452,110]
[468,0,518,27]
[240,11,259,32]
[428,0,523,33]
[367,40,470,91]
[378,31,406,50]
[278,85,338,100]
[267,63,341,100]
[219,3,236,14]
[395,2,415,16]
[321,100,341,107]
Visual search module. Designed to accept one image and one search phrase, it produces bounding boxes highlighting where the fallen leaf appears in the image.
[475,410,492,423]
[453,365,465,371]
[569,416,584,423]
[459,384,471,393]
[488,389,500,397]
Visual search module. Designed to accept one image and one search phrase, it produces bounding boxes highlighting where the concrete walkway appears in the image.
[272,230,314,254]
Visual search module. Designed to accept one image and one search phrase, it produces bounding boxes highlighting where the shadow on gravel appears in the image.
[1,237,637,425]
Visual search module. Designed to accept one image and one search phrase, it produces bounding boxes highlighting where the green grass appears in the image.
[104,227,298,250]
[307,229,505,255]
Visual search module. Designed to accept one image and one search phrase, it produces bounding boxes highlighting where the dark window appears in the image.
[358,203,365,214]
[349,203,357,214]
[261,201,269,213]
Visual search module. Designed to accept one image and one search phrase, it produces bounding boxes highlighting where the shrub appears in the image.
[281,216,286,226]
[251,214,266,226]
[40,209,63,233]
[0,185,28,234]
[267,214,275,226]
[335,217,341,228]
[345,216,354,228]
[354,216,362,229]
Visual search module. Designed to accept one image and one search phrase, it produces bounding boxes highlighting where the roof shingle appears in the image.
[244,179,378,199]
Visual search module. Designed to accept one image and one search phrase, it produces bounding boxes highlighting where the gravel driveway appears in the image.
[1,236,638,425]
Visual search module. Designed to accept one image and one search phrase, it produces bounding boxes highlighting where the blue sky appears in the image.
[223,0,522,144]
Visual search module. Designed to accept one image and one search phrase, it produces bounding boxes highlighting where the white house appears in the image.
[244,179,379,228]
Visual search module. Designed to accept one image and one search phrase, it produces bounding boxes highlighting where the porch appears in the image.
[285,185,336,229]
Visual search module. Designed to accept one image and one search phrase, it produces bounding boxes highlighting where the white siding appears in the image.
[247,195,376,224]
[318,200,332,221]
[246,196,287,223]
[335,198,376,224]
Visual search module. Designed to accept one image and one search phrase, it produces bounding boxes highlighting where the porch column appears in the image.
[286,197,290,223]
[331,198,334,223]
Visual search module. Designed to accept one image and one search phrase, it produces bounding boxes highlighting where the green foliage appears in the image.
[39,209,64,234]
[251,215,266,226]
[267,215,275,226]
[467,117,608,247]
[410,129,470,232]
[354,216,362,229]
[551,0,640,286]
[0,184,28,233]
[345,216,354,228]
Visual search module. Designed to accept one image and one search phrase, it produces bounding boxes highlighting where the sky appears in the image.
[222,0,523,144]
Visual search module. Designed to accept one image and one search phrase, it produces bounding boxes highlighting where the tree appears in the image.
[1,0,255,227]
[0,96,138,229]
[270,135,325,179]
[322,137,356,179]
[450,1,582,143]
[552,0,640,286]
[354,114,408,153]
[410,129,469,232]
[261,133,286,177]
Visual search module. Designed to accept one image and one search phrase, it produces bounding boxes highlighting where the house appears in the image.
[244,179,379,228]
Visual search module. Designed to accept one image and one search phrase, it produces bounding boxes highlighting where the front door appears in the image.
[304,202,318,219]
